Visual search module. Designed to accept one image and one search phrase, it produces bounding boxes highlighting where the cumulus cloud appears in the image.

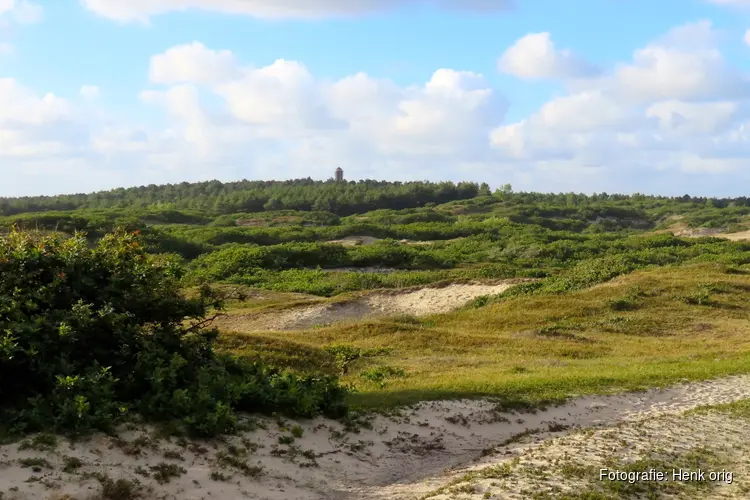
[645,100,739,135]
[490,20,750,191]
[0,79,99,200]
[80,0,514,23]
[149,42,237,85]
[0,78,70,126]
[142,42,507,156]
[498,32,599,80]
[588,21,750,104]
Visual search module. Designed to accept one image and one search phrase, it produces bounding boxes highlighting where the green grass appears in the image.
[220,262,750,410]
[688,397,750,419]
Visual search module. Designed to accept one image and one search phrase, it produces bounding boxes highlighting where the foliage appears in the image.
[323,345,392,375]
[0,229,347,438]
[359,366,406,388]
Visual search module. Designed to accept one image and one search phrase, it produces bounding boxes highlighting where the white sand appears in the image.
[3,375,750,499]
[219,283,519,332]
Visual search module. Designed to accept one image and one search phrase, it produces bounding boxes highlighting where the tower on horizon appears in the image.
[335,167,344,182]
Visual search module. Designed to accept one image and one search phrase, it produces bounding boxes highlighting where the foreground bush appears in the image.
[0,229,347,438]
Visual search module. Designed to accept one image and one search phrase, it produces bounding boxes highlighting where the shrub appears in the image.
[359,366,406,388]
[323,345,391,375]
[0,229,347,438]
[679,288,712,306]
[606,298,637,311]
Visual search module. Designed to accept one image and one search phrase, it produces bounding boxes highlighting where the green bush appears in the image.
[0,229,347,438]
[359,366,406,388]
[607,298,638,311]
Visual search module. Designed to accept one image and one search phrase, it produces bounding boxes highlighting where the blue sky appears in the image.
[3,0,750,197]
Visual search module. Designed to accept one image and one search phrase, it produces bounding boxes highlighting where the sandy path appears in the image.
[3,375,750,500]
[409,407,750,499]
[218,283,519,332]
[353,374,750,499]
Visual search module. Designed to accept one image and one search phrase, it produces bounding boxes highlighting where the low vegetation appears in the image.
[244,262,750,408]
[2,177,750,440]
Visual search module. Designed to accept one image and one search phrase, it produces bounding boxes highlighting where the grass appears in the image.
[220,262,750,410]
[18,434,58,451]
[688,396,750,419]
[149,462,186,484]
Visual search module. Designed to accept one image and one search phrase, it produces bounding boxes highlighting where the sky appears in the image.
[5,1,750,197]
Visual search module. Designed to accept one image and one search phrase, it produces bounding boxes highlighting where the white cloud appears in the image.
[498,32,599,80]
[0,78,70,126]
[681,154,746,173]
[0,0,13,16]
[646,100,739,135]
[489,20,750,191]
[9,0,41,23]
[707,0,750,6]
[215,59,338,133]
[0,79,91,189]
[0,0,41,55]
[604,21,750,103]
[143,44,507,154]
[81,0,514,23]
[0,0,41,23]
[612,47,748,103]
[79,85,100,100]
[149,42,237,85]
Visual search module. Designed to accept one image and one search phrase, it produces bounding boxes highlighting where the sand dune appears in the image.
[664,222,750,241]
[216,282,520,332]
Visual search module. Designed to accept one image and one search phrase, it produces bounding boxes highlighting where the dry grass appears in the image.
[218,262,750,410]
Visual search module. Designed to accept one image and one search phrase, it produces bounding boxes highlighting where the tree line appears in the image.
[0,179,488,216]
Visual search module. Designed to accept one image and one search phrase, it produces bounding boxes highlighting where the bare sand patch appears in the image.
[714,229,750,241]
[326,236,381,246]
[3,375,750,499]
[217,282,519,332]
[325,236,464,247]
[661,222,750,241]
[399,237,465,246]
